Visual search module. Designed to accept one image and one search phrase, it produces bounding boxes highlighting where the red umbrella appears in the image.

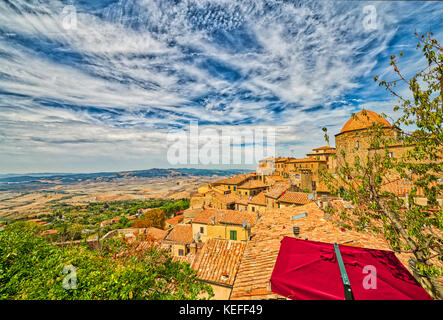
[270,237,432,300]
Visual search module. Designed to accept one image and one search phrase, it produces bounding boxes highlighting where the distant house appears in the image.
[277,191,311,207]
[192,239,246,300]
[100,216,123,228]
[247,192,266,214]
[191,209,257,243]
[264,183,289,210]
[236,179,268,198]
[182,208,203,223]
[122,227,167,242]
[161,224,193,257]
[100,219,112,228]
[211,174,255,193]
[40,229,58,236]
[165,214,184,229]
[111,217,121,224]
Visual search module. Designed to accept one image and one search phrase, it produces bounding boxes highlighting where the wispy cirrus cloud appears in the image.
[0,0,442,172]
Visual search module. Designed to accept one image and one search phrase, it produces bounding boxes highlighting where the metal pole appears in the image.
[333,243,354,300]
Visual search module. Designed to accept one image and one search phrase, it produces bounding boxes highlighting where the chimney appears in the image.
[293,224,300,237]
[190,242,197,254]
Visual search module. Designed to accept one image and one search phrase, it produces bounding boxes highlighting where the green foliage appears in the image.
[30,198,190,242]
[0,222,213,300]
[160,199,190,217]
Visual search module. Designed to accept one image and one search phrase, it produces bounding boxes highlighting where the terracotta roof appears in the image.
[123,227,168,241]
[165,214,184,226]
[144,227,168,241]
[264,183,289,199]
[191,192,204,197]
[312,146,336,151]
[249,192,266,206]
[183,208,203,220]
[266,175,286,183]
[238,180,268,189]
[173,252,197,265]
[339,110,391,134]
[212,191,240,204]
[274,157,293,163]
[235,197,250,205]
[193,208,257,227]
[192,239,246,287]
[307,149,336,155]
[230,203,404,300]
[215,174,251,185]
[163,224,193,244]
[40,229,58,236]
[287,157,327,163]
[278,191,311,205]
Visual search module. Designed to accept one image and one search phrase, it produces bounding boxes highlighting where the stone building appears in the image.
[334,109,395,166]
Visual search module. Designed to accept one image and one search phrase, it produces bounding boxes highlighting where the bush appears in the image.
[0,222,213,300]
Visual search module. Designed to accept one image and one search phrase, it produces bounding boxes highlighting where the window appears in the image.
[234,186,236,191]
[252,206,255,212]
[245,191,248,195]
[230,230,237,241]
[178,249,184,256]
[356,140,360,150]
[389,152,393,158]
[200,226,204,234]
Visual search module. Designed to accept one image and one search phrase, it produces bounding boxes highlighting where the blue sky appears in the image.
[0,0,442,173]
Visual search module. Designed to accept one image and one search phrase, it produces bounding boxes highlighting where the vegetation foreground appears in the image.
[0,222,213,300]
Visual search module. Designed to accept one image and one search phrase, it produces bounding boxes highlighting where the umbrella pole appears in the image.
[334,243,354,300]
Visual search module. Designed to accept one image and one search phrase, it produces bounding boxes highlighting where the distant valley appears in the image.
[0,168,250,221]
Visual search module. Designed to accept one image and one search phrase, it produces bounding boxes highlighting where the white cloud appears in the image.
[0,0,441,172]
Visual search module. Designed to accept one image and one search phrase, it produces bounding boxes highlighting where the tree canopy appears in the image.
[0,222,213,300]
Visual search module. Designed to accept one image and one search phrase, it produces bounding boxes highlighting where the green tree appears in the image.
[321,32,442,299]
[0,222,213,300]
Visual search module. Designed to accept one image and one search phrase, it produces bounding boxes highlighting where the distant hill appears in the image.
[0,168,252,191]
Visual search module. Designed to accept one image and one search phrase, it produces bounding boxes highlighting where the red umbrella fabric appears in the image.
[270,237,432,300]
